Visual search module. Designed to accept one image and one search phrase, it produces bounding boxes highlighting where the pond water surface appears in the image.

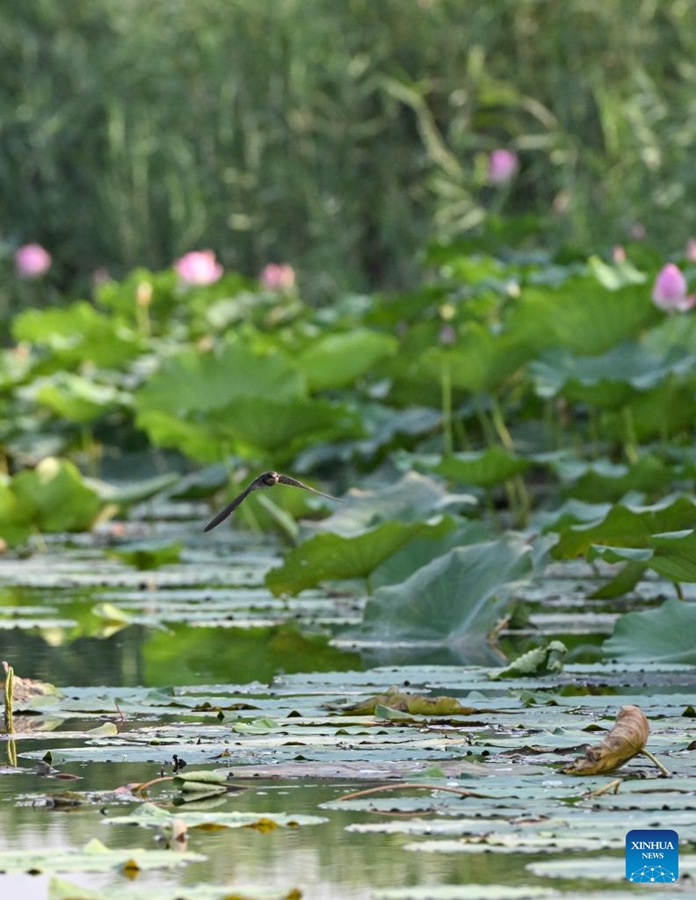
[0,512,693,899]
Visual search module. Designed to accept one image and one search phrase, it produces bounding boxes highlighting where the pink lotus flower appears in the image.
[487,149,518,185]
[652,263,695,313]
[174,250,223,286]
[260,263,296,291]
[15,243,51,279]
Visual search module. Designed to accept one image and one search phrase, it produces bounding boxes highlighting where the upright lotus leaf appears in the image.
[96,267,252,334]
[589,529,696,584]
[604,598,696,664]
[429,447,531,488]
[131,411,220,463]
[206,396,360,459]
[0,346,34,390]
[370,520,491,590]
[416,322,533,394]
[540,497,613,535]
[167,464,230,500]
[95,267,178,324]
[587,254,647,290]
[509,279,661,356]
[0,477,33,547]
[135,340,360,461]
[12,301,142,369]
[530,342,694,409]
[30,373,131,424]
[349,536,534,645]
[308,404,440,466]
[555,454,675,503]
[551,495,696,560]
[306,471,476,537]
[135,340,305,418]
[88,472,180,507]
[10,458,102,533]
[295,330,398,391]
[603,384,696,443]
[265,517,456,596]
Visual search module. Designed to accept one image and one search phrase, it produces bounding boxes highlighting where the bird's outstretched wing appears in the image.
[203,471,341,532]
[275,474,341,502]
[203,481,258,532]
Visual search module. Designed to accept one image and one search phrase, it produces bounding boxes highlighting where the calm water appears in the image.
[0,525,689,898]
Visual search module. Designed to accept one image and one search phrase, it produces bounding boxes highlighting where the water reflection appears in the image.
[0,624,363,688]
[0,767,533,899]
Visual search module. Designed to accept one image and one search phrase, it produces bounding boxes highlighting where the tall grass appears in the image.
[1,0,694,297]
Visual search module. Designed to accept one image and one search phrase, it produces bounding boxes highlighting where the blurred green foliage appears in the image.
[1,0,695,296]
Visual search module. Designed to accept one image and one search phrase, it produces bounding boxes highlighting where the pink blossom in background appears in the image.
[612,245,626,264]
[260,263,296,291]
[174,250,223,286]
[15,243,51,279]
[487,149,518,185]
[686,238,696,262]
[652,263,695,313]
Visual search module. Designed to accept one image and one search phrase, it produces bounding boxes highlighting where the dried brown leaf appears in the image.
[563,704,649,775]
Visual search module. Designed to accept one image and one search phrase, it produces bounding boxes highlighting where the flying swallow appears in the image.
[203,471,341,532]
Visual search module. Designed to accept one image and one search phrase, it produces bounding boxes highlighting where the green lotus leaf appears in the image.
[509,279,661,356]
[551,495,696,559]
[266,517,456,596]
[107,540,183,571]
[10,458,102,533]
[12,301,142,368]
[206,397,360,457]
[0,477,33,546]
[167,465,230,500]
[135,340,305,418]
[430,447,531,488]
[590,529,696,583]
[604,597,696,664]
[350,537,534,644]
[88,472,180,506]
[107,801,326,830]
[135,340,359,461]
[0,837,205,873]
[416,323,532,394]
[308,471,476,537]
[31,373,131,423]
[530,342,694,408]
[295,329,398,390]
[587,254,647,290]
[370,520,491,590]
[0,346,34,390]
[603,384,696,442]
[556,454,675,503]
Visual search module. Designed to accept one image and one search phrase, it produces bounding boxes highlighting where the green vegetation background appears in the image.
[2,0,694,297]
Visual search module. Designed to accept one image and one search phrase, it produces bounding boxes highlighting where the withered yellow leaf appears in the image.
[331,689,476,716]
[563,704,649,775]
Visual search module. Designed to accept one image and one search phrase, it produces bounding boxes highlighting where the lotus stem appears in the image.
[4,664,14,735]
[441,361,453,456]
[639,748,671,777]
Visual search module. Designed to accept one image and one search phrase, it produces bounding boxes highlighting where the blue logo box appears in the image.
[626,829,679,883]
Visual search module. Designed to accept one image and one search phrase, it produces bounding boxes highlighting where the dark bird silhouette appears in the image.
[203,471,341,532]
